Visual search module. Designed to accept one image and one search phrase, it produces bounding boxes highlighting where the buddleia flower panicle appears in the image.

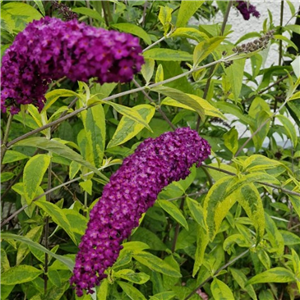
[235,0,260,20]
[0,17,144,114]
[70,127,211,297]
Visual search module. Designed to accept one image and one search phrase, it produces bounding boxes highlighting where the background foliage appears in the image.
[1,1,300,299]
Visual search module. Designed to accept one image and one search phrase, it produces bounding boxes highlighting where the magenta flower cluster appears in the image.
[0,17,144,114]
[70,127,211,296]
[235,1,260,20]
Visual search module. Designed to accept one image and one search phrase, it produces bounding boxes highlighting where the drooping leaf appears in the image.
[118,281,147,300]
[114,269,150,284]
[111,23,151,45]
[276,114,298,147]
[2,150,29,164]
[133,251,181,278]
[158,200,188,230]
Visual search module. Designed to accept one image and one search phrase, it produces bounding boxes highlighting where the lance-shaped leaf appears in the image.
[23,154,51,204]
[276,114,298,147]
[114,269,150,284]
[43,89,79,112]
[107,104,155,148]
[247,267,295,285]
[143,48,193,62]
[211,278,235,299]
[176,0,204,28]
[118,281,147,300]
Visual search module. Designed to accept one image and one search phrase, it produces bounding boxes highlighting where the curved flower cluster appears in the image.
[70,127,211,296]
[235,1,260,20]
[1,17,144,114]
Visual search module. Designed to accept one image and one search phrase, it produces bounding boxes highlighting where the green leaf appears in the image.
[274,34,298,51]
[291,56,300,78]
[186,197,205,227]
[158,5,173,35]
[96,279,109,300]
[155,64,164,83]
[211,278,235,299]
[35,200,77,244]
[143,48,193,61]
[225,59,246,102]
[150,291,176,300]
[43,89,79,113]
[291,249,300,292]
[276,114,298,147]
[33,0,45,15]
[111,23,151,45]
[223,127,239,154]
[114,269,150,284]
[153,86,205,120]
[193,36,225,66]
[84,104,106,167]
[237,184,265,242]
[176,0,204,28]
[79,179,93,195]
[230,268,257,300]
[280,230,300,245]
[107,102,151,131]
[133,251,181,278]
[118,281,146,300]
[193,225,209,276]
[72,7,104,22]
[1,172,14,182]
[289,194,300,219]
[1,2,42,33]
[69,161,81,179]
[247,267,295,285]
[203,176,237,240]
[158,200,188,230]
[1,265,43,285]
[14,137,102,176]
[23,154,51,204]
[141,59,155,84]
[289,90,300,101]
[243,155,283,174]
[171,27,208,42]
[2,150,29,164]
[107,104,155,148]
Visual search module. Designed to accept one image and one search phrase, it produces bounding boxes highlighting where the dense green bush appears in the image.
[1,1,300,299]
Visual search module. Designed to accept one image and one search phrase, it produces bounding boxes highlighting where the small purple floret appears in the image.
[0,17,144,114]
[235,1,260,20]
[70,127,211,297]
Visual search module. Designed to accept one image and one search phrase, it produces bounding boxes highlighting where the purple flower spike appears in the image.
[0,17,144,114]
[70,127,211,297]
[235,1,260,20]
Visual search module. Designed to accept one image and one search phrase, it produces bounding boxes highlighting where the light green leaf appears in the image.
[158,200,188,230]
[1,265,43,285]
[155,64,164,83]
[186,197,205,227]
[122,241,150,252]
[225,59,246,102]
[35,200,77,244]
[118,281,146,300]
[150,291,176,300]
[43,89,79,113]
[289,91,300,101]
[1,172,14,182]
[193,36,225,66]
[192,225,209,276]
[276,114,298,147]
[111,23,151,45]
[107,102,151,131]
[223,127,239,154]
[176,0,204,28]
[96,279,109,300]
[237,184,265,242]
[243,155,283,173]
[171,27,208,42]
[69,161,81,179]
[84,104,106,167]
[274,34,298,50]
[133,251,181,278]
[114,269,150,284]
[207,163,237,181]
[23,154,51,204]
[2,150,29,164]
[107,104,155,148]
[33,0,45,15]
[291,56,300,78]
[143,49,193,61]
[247,267,295,285]
[158,5,173,35]
[72,7,103,22]
[14,137,102,176]
[141,59,155,84]
[203,176,237,240]
[288,194,300,219]
[211,278,235,299]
